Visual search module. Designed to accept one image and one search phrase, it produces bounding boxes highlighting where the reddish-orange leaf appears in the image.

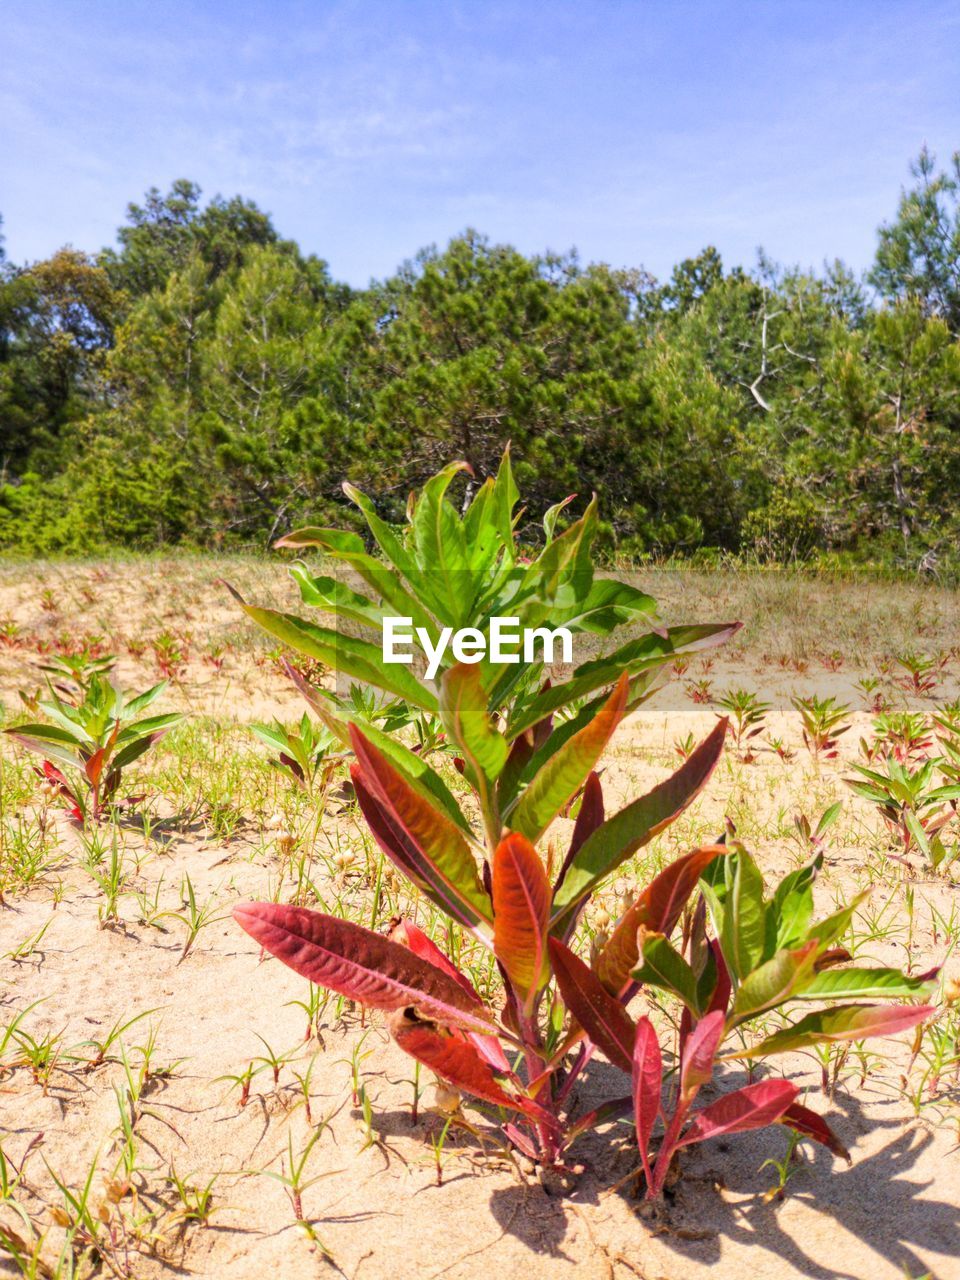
[390,1014,551,1123]
[492,832,551,1011]
[512,673,628,845]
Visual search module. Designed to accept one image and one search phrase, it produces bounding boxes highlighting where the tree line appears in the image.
[1,149,959,566]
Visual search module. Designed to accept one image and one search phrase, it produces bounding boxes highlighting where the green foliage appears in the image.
[845,758,960,870]
[2,151,960,565]
[4,672,182,822]
[615,844,934,1197]
[249,713,342,792]
[870,146,960,330]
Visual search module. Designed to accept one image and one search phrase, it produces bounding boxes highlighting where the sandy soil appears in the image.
[1,561,958,1280]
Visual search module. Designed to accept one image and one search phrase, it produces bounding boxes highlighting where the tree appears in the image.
[870,148,960,332]
[0,248,119,475]
[100,179,281,297]
[199,245,350,540]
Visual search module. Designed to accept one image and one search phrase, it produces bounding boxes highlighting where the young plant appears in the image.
[855,676,888,715]
[933,700,960,788]
[553,844,935,1198]
[894,651,947,698]
[793,802,842,856]
[846,759,960,870]
[250,713,345,792]
[715,687,770,758]
[792,694,851,762]
[233,454,739,1173]
[37,649,116,697]
[4,676,183,823]
[862,712,933,765]
[767,736,796,763]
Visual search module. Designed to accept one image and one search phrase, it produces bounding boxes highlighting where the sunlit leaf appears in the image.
[234,903,495,1034]
[548,937,635,1074]
[492,833,551,1011]
[677,1079,799,1148]
[731,1003,935,1059]
[552,721,727,931]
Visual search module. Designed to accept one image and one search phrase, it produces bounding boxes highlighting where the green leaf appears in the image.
[595,844,728,995]
[288,565,384,630]
[343,482,419,578]
[462,478,507,575]
[274,527,366,554]
[631,930,702,1015]
[551,719,727,932]
[730,1003,935,1059]
[508,623,739,739]
[116,713,183,743]
[490,444,520,549]
[807,891,870,951]
[4,724,83,771]
[708,848,767,983]
[439,662,508,783]
[229,595,438,714]
[122,682,169,718]
[289,680,471,836]
[730,942,820,1024]
[109,731,172,774]
[768,856,820,952]
[35,700,95,744]
[548,576,658,636]
[411,461,473,624]
[791,967,938,1002]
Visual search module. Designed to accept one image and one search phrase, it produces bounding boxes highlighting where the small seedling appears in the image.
[685,678,713,704]
[165,875,228,962]
[673,731,696,761]
[894,651,947,698]
[862,713,934,765]
[760,1125,806,1202]
[846,759,960,870]
[716,687,770,757]
[250,713,345,793]
[792,695,851,762]
[855,676,888,715]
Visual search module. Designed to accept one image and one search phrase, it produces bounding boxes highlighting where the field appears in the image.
[1,558,959,1280]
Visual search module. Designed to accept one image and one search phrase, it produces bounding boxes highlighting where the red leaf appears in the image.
[548,936,635,1073]
[632,1017,662,1165]
[350,725,491,930]
[552,717,728,936]
[84,747,107,787]
[389,918,512,1073]
[353,771,429,882]
[388,918,478,998]
[390,1015,551,1123]
[677,1079,799,1147]
[707,938,732,1014]
[234,902,494,1034]
[780,1103,851,1162]
[596,844,728,996]
[680,1010,725,1099]
[555,770,605,896]
[492,832,551,1010]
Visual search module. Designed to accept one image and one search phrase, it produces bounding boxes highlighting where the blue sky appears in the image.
[2,0,959,286]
